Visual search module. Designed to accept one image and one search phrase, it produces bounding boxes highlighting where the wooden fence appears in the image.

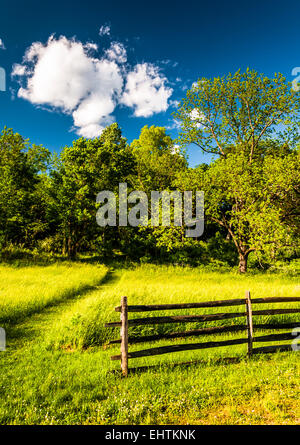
[105,292,300,376]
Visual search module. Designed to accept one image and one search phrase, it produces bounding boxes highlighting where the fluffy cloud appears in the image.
[0,38,5,50]
[13,36,123,137]
[105,42,127,63]
[85,42,98,51]
[121,63,173,117]
[166,118,181,130]
[12,64,27,76]
[12,35,173,137]
[99,25,111,36]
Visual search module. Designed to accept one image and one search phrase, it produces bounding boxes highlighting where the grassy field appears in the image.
[0,262,299,425]
[0,262,108,324]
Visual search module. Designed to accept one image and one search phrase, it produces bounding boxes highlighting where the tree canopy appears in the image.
[174,69,300,160]
[173,69,300,271]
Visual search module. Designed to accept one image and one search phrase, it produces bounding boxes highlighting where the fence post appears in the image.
[120,296,129,376]
[245,290,253,356]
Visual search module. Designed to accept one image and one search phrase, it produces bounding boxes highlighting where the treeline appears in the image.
[0,69,299,272]
[0,124,211,264]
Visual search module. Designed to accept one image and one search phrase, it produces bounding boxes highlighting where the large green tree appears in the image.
[176,148,300,272]
[127,125,188,259]
[0,128,50,249]
[174,69,300,272]
[51,123,136,257]
[130,125,187,191]
[175,69,300,160]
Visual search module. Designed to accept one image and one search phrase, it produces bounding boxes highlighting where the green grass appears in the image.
[0,262,108,324]
[0,263,299,425]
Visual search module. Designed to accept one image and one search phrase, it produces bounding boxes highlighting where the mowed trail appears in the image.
[0,268,124,425]
[3,269,122,351]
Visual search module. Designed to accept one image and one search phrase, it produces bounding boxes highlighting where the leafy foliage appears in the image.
[0,70,299,272]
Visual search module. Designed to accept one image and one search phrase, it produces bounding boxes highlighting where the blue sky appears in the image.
[0,0,300,166]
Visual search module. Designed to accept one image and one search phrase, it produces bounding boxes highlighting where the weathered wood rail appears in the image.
[105,292,300,376]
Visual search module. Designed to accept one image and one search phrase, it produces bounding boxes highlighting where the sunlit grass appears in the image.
[47,264,300,353]
[0,263,299,425]
[0,263,108,324]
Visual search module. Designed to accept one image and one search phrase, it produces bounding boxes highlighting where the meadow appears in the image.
[0,261,299,425]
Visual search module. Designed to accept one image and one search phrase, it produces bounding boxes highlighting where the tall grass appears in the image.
[47,264,300,359]
[0,263,108,324]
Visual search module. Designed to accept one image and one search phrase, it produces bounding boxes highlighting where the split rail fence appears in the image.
[105,292,300,376]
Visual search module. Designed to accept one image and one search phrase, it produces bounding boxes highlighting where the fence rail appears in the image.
[105,293,300,376]
[114,297,300,312]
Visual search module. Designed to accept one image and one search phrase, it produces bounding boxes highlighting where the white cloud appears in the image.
[99,24,111,36]
[105,42,127,64]
[85,42,98,51]
[189,109,206,128]
[160,59,178,68]
[0,38,5,50]
[170,144,180,154]
[121,63,173,117]
[166,118,181,130]
[12,63,27,76]
[169,99,180,108]
[72,58,123,137]
[12,35,174,137]
[13,35,123,137]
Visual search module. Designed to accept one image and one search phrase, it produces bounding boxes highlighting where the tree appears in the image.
[51,123,136,257]
[176,148,300,272]
[173,69,300,272]
[127,126,188,260]
[174,69,300,160]
[0,128,50,249]
[130,125,187,191]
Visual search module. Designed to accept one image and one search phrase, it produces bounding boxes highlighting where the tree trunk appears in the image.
[239,252,248,273]
[67,234,77,259]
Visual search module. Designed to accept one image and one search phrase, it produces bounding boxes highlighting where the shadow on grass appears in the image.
[108,355,246,377]
[108,348,296,377]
